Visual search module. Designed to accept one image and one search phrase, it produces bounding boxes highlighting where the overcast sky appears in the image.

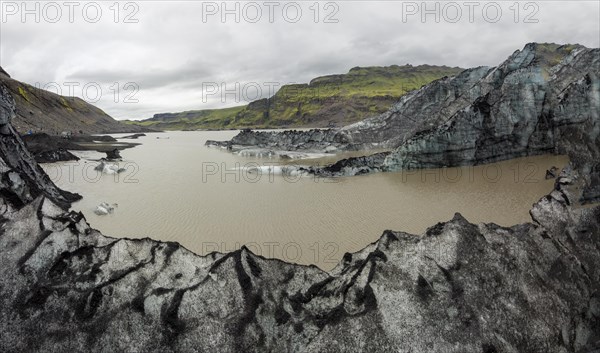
[1,1,598,120]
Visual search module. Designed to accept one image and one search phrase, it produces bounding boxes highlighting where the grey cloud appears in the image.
[0,1,598,120]
[66,62,214,90]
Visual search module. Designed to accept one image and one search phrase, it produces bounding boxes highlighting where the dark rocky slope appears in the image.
[0,67,151,135]
[0,85,81,208]
[383,44,599,167]
[1,54,600,352]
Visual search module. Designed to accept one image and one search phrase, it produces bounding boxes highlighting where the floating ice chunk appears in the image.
[94,202,117,216]
[94,161,126,175]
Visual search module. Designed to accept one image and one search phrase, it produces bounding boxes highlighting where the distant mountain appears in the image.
[0,67,150,135]
[127,65,463,130]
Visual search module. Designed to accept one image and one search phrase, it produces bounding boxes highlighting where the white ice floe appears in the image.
[94,161,126,175]
[94,202,118,216]
[236,149,275,158]
[228,165,308,177]
[236,148,329,160]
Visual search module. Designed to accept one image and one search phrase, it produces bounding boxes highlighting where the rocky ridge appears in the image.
[383,44,598,167]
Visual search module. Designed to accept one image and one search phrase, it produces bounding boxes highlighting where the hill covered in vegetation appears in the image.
[127,64,463,130]
[0,67,149,135]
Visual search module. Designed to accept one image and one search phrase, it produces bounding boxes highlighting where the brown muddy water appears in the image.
[42,130,569,271]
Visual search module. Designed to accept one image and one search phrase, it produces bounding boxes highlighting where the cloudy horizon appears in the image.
[1,0,599,120]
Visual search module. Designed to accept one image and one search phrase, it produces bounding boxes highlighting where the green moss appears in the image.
[60,97,74,112]
[18,86,31,102]
[533,43,583,69]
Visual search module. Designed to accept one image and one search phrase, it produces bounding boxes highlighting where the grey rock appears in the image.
[546,166,559,179]
[120,133,146,139]
[22,133,83,163]
[0,84,16,134]
[0,66,10,78]
[22,133,139,163]
[105,148,122,160]
[0,87,80,209]
[206,128,352,153]
[32,148,80,164]
[304,152,391,177]
[384,44,599,172]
